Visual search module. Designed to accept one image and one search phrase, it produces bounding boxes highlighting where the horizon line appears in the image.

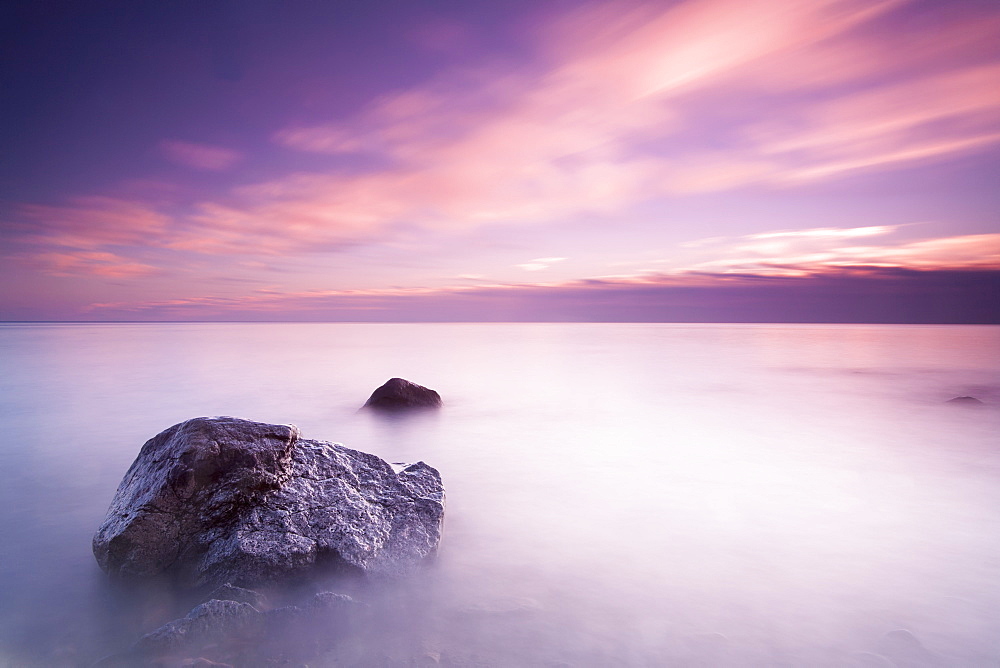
[2,320,998,326]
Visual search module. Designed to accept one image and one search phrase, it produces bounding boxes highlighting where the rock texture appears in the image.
[135,599,263,655]
[135,592,360,661]
[363,378,442,411]
[93,417,444,588]
[91,590,362,666]
[205,584,268,609]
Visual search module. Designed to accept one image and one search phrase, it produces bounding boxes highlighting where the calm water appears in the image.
[0,323,998,666]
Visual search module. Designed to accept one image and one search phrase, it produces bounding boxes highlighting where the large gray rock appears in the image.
[363,378,442,411]
[93,417,444,588]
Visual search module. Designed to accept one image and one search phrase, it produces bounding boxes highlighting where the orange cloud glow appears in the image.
[677,230,1000,276]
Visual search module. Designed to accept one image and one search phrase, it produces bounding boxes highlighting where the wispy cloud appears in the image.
[13,196,172,250]
[675,228,1000,275]
[751,64,1000,183]
[747,226,897,241]
[28,250,160,278]
[2,196,172,278]
[266,0,1000,231]
[516,257,567,271]
[159,140,243,171]
[77,229,1000,320]
[5,0,1000,284]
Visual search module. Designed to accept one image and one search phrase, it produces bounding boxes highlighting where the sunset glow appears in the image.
[2,0,998,321]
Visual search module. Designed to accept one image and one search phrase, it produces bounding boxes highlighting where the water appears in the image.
[0,323,998,666]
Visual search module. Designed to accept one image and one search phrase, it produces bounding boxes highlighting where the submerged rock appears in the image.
[93,417,444,588]
[363,378,442,411]
[947,396,985,405]
[135,599,262,654]
[132,591,361,665]
[204,584,268,609]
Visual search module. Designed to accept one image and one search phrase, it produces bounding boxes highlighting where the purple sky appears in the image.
[3,0,999,322]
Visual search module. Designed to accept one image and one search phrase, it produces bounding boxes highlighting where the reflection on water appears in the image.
[0,323,998,666]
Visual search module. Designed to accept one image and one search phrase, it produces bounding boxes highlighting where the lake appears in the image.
[0,323,998,666]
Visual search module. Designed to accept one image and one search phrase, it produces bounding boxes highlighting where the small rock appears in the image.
[947,396,984,406]
[363,378,442,411]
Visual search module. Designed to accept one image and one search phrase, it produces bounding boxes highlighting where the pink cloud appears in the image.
[7,197,175,277]
[8,0,1000,274]
[747,226,897,241]
[159,140,243,171]
[516,257,568,271]
[15,196,172,249]
[675,229,1000,276]
[29,250,160,278]
[541,0,905,100]
[76,229,1000,319]
[259,0,1000,238]
[861,234,1000,270]
[750,64,1000,182]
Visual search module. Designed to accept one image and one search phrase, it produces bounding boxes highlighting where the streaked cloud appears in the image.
[676,229,1000,276]
[747,226,897,241]
[2,197,173,278]
[159,140,243,171]
[75,229,1000,319]
[28,250,160,278]
[13,196,172,250]
[3,0,999,319]
[11,0,1000,263]
[265,0,1000,236]
[752,64,1000,183]
[516,257,567,271]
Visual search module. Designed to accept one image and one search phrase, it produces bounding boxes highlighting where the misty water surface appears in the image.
[0,323,998,666]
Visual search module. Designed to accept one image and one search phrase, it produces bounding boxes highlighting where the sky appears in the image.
[2,0,999,322]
